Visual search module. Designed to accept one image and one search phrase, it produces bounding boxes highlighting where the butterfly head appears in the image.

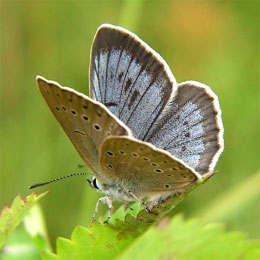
[88,176,101,192]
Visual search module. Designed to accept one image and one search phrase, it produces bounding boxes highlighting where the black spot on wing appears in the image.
[74,130,86,135]
[185,132,190,138]
[118,72,124,82]
[128,89,140,109]
[105,102,118,110]
[124,78,132,93]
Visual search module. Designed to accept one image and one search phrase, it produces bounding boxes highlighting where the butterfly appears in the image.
[34,24,224,223]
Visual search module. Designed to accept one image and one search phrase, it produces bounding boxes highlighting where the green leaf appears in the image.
[42,177,260,260]
[0,192,49,250]
[42,181,204,260]
[1,226,45,260]
[23,203,51,252]
[120,215,260,260]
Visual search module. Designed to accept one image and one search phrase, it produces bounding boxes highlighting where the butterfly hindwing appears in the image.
[37,76,132,178]
[89,24,177,140]
[99,136,201,197]
[145,81,224,174]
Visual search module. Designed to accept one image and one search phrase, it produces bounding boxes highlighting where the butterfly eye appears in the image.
[93,178,100,190]
[70,110,77,115]
[154,169,163,173]
[88,177,100,190]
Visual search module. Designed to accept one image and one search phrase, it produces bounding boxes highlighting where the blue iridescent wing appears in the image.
[144,81,224,174]
[90,24,224,175]
[89,24,176,140]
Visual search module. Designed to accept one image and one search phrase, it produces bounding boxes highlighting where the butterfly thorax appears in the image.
[95,178,137,202]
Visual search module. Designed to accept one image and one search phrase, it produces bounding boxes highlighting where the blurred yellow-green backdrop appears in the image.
[1,0,259,246]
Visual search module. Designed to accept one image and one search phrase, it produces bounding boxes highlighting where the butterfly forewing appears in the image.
[99,136,201,197]
[37,76,132,178]
[145,81,224,175]
[90,24,177,140]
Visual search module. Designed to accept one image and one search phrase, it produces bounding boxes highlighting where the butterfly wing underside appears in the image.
[37,76,132,178]
[89,24,176,140]
[99,136,201,197]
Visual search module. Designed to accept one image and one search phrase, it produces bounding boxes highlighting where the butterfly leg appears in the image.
[104,197,113,224]
[92,196,113,223]
[128,191,151,212]
[124,204,134,211]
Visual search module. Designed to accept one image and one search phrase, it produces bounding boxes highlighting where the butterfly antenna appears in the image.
[28,173,92,189]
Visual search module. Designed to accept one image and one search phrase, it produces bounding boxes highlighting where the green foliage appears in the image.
[40,182,199,259]
[41,210,259,260]
[1,226,48,260]
[0,192,49,250]
[0,183,259,259]
[0,192,51,260]
[194,170,260,223]
[121,216,260,260]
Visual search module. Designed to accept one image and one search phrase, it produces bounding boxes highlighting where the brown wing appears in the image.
[99,136,201,197]
[37,76,132,178]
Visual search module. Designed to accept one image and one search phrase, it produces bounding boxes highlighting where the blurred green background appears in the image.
[1,0,259,247]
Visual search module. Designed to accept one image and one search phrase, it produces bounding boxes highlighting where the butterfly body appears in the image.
[35,24,224,222]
